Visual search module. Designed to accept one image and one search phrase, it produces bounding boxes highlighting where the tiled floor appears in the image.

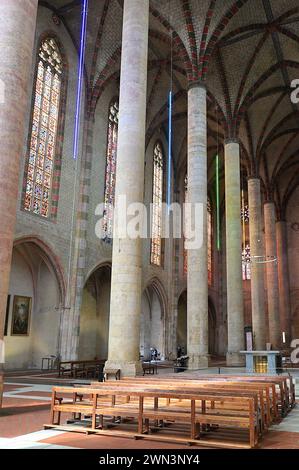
[1,377,299,450]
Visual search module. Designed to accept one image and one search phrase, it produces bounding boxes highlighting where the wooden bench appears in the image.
[45,384,259,448]
[142,363,158,375]
[90,379,266,433]
[121,376,276,427]
[152,373,293,418]
[121,378,277,429]
[174,374,295,416]
[58,360,105,378]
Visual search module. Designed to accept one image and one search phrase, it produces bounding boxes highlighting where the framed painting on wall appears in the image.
[11,296,32,336]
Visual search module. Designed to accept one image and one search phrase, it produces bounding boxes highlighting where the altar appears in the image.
[240,350,281,374]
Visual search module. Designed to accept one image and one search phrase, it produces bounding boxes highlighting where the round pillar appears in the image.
[0,0,38,407]
[105,0,149,376]
[248,178,266,349]
[276,220,292,346]
[264,202,281,349]
[187,84,209,369]
[224,141,245,365]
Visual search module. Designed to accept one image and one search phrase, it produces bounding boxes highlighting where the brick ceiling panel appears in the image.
[218,0,268,39]
[151,0,193,58]
[42,0,299,196]
[92,0,123,84]
[270,0,299,18]
[219,32,269,112]
[279,32,299,63]
[202,0,241,43]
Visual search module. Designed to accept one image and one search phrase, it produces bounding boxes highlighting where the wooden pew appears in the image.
[169,374,295,416]
[45,384,259,448]
[116,377,273,429]
[58,359,105,378]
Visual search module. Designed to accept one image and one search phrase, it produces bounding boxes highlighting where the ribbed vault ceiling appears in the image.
[40,0,299,217]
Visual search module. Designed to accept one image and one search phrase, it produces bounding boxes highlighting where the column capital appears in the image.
[263,199,275,206]
[247,175,262,182]
[188,80,206,91]
[224,137,240,146]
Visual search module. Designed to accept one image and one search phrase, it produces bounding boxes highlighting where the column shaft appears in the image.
[225,142,244,365]
[0,0,38,406]
[264,202,281,349]
[105,0,149,376]
[248,178,266,349]
[276,220,292,345]
[187,85,209,369]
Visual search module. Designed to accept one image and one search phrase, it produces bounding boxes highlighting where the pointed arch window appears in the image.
[23,38,63,218]
[103,99,119,241]
[151,142,164,266]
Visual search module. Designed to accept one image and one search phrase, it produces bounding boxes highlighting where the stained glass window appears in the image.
[24,38,63,218]
[241,204,249,223]
[151,142,164,266]
[207,198,213,285]
[241,192,251,280]
[103,99,119,241]
[242,244,251,280]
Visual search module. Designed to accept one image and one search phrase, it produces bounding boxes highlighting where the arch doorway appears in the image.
[5,238,65,369]
[140,283,165,361]
[78,264,111,360]
[176,291,217,356]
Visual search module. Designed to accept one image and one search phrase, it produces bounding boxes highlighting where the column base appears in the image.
[226,352,245,367]
[104,360,143,378]
[188,354,209,371]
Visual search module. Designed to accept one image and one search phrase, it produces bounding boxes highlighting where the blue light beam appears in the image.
[73,0,89,160]
[167,90,173,211]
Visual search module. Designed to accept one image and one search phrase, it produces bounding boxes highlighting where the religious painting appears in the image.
[11,296,32,336]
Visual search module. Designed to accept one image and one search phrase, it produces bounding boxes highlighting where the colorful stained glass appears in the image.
[151,142,164,266]
[242,243,251,280]
[103,99,119,241]
[24,38,62,217]
[241,204,249,223]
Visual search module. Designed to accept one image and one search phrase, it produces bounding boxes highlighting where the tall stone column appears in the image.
[224,141,244,365]
[105,0,149,376]
[187,84,209,369]
[0,0,38,406]
[264,202,281,349]
[248,178,266,349]
[276,220,291,345]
